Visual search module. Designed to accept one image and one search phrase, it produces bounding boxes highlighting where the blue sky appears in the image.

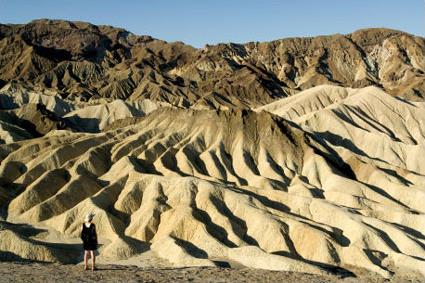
[0,0,424,47]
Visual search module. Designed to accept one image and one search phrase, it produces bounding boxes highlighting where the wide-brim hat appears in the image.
[84,212,95,222]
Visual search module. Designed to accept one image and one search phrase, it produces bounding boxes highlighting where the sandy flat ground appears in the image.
[0,262,423,283]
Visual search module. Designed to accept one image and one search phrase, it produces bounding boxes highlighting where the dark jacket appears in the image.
[80,223,98,251]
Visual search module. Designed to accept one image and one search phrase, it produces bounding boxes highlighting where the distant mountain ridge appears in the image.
[0,19,424,108]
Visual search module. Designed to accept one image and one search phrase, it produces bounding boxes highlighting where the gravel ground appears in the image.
[0,262,423,283]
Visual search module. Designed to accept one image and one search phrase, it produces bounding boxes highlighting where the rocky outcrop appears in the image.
[0,20,423,108]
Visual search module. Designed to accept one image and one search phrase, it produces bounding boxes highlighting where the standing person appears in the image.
[80,212,98,271]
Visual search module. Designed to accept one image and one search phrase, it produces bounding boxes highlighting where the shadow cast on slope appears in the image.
[173,237,209,259]
[272,250,356,278]
[191,205,237,248]
[64,115,100,133]
[0,221,48,238]
[210,195,259,246]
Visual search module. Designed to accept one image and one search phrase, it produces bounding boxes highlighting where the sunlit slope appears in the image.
[0,100,424,277]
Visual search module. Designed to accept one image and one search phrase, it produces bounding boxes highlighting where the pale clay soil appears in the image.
[1,87,425,282]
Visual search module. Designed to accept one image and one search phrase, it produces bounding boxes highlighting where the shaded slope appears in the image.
[0,83,164,136]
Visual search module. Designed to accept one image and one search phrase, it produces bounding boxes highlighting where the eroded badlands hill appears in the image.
[0,85,424,278]
[0,20,425,280]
